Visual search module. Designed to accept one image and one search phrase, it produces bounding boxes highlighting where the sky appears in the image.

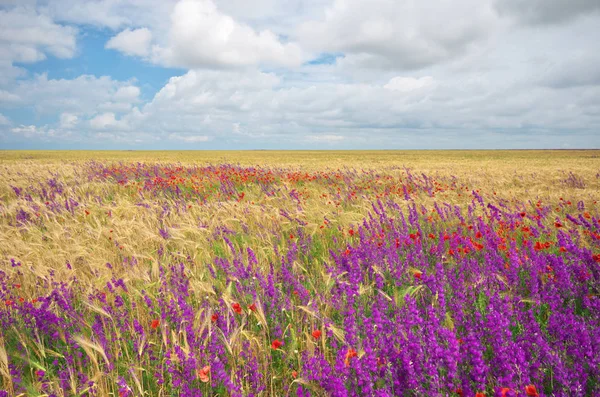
[0,0,599,150]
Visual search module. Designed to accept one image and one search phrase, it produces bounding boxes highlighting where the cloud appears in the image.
[59,112,78,129]
[298,0,498,70]
[106,28,153,57]
[0,113,9,125]
[0,6,77,85]
[4,74,141,116]
[540,54,600,89]
[0,89,21,103]
[9,124,74,141]
[168,133,211,142]
[494,0,600,25]
[384,76,436,92]
[305,134,345,142]
[151,0,304,68]
[89,112,120,130]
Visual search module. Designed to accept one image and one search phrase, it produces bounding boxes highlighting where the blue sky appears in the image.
[0,0,599,149]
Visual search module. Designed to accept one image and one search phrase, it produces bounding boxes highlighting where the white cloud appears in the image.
[384,76,436,92]
[168,133,211,142]
[9,124,74,141]
[113,85,141,101]
[0,113,9,125]
[0,6,77,85]
[6,74,141,116]
[106,28,153,57]
[0,89,21,103]
[152,0,304,68]
[305,134,345,142]
[89,112,119,130]
[298,0,498,70]
[59,112,78,129]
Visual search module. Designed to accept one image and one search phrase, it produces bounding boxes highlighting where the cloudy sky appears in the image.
[0,0,599,149]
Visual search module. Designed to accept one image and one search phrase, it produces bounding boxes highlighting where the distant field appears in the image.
[1,150,599,396]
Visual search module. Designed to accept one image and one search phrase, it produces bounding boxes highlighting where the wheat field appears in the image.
[1,150,599,397]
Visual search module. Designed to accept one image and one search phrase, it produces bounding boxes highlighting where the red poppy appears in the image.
[519,212,526,218]
[5,300,13,306]
[312,329,322,339]
[151,319,160,329]
[475,393,486,397]
[197,365,210,383]
[248,303,257,312]
[534,242,545,251]
[593,254,600,263]
[554,222,563,228]
[348,229,355,236]
[414,272,422,280]
[525,385,539,396]
[211,313,219,322]
[475,231,482,238]
[271,339,283,349]
[500,387,510,397]
[559,246,567,252]
[232,302,242,314]
[455,388,463,396]
[428,233,436,239]
[291,370,298,379]
[344,348,358,367]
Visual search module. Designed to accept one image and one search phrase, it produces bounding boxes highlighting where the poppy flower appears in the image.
[501,388,510,397]
[525,385,539,396]
[211,313,219,323]
[475,231,482,238]
[475,393,486,397]
[519,212,526,218]
[151,319,160,329]
[428,233,436,239]
[232,302,242,314]
[414,272,422,280]
[291,370,298,379]
[271,339,283,349]
[344,348,358,367]
[554,222,563,228]
[197,365,210,383]
[248,303,257,312]
[534,242,545,251]
[559,246,567,252]
[455,388,463,396]
[312,329,322,339]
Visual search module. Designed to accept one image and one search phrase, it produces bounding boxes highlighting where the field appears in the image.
[1,150,599,397]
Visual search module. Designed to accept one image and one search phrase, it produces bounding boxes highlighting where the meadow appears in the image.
[0,150,599,397]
